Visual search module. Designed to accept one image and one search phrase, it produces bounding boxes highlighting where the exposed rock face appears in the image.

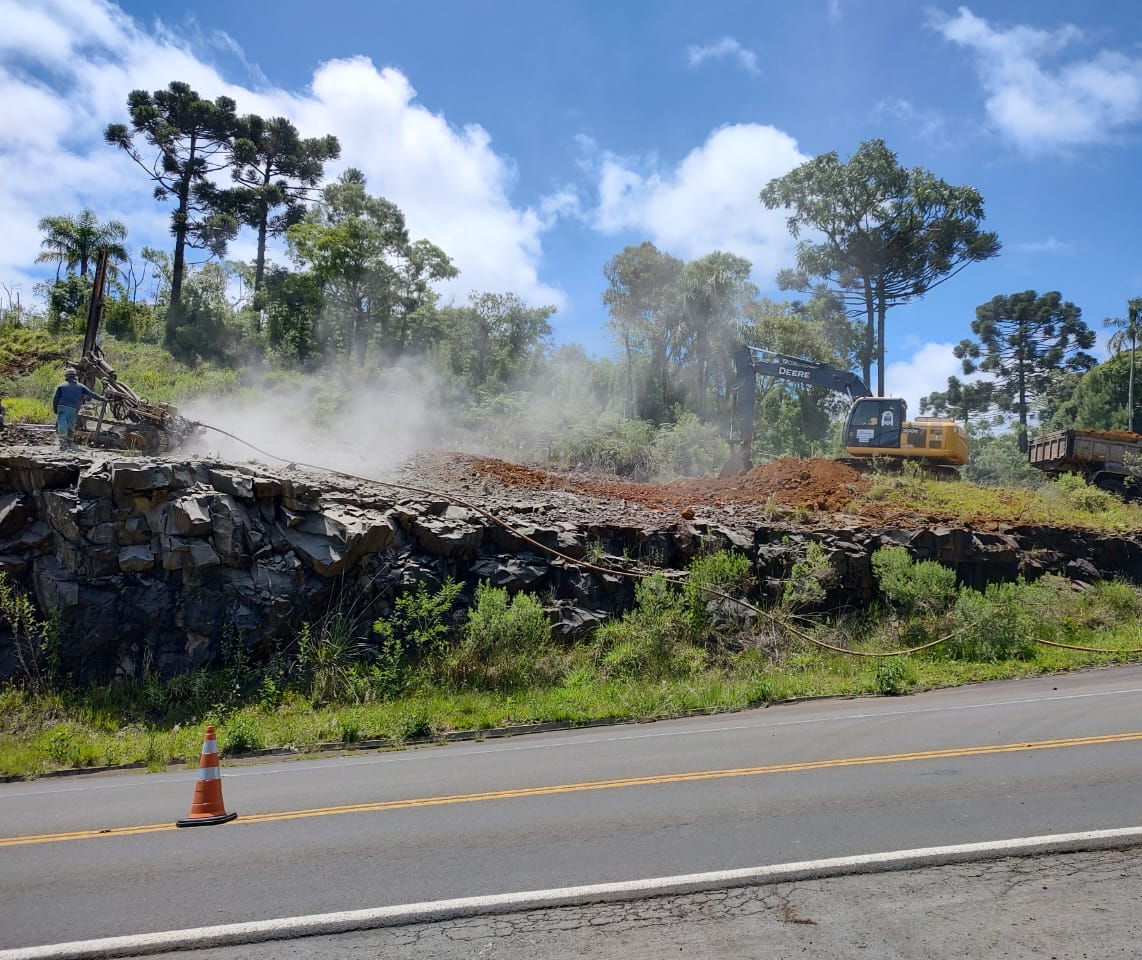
[1,449,1140,686]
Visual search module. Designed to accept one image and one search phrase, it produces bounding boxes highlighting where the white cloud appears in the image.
[686,37,760,77]
[871,98,948,146]
[931,7,1142,153]
[1011,236,1075,254]
[589,123,808,282]
[0,0,562,313]
[886,341,964,415]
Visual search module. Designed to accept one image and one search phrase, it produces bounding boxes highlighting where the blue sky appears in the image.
[3,0,1142,413]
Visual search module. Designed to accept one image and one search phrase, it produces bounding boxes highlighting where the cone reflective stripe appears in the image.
[176,725,236,827]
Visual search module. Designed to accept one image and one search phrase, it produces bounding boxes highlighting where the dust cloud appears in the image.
[179,362,456,478]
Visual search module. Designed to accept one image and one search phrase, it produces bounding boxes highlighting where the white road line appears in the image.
[3,826,1142,960]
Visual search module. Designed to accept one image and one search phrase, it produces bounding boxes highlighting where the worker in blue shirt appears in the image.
[52,368,104,451]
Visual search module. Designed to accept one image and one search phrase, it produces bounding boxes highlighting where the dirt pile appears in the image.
[454,454,869,513]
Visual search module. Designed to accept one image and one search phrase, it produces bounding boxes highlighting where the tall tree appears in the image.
[438,292,554,394]
[1104,297,1142,431]
[1046,351,1139,433]
[287,169,456,361]
[104,81,241,318]
[920,375,996,428]
[260,266,324,365]
[602,243,684,418]
[760,139,1001,395]
[676,251,756,417]
[959,290,1097,451]
[230,115,340,292]
[36,209,128,280]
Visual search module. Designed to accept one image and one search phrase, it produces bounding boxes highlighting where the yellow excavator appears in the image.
[722,345,968,479]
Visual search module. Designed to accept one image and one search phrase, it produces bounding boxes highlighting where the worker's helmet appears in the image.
[64,368,77,380]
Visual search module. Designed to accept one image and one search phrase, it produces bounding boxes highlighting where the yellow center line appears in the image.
[4,731,1141,848]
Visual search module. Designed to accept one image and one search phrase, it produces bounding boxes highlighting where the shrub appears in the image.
[871,546,959,618]
[593,575,705,680]
[649,413,731,480]
[297,615,371,704]
[0,572,60,692]
[782,541,836,612]
[372,579,462,697]
[685,550,753,632]
[222,712,264,754]
[1048,473,1118,514]
[545,414,657,477]
[442,583,554,691]
[874,657,915,696]
[947,580,1042,662]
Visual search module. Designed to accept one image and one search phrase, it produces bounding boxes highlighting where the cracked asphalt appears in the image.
[152,846,1142,959]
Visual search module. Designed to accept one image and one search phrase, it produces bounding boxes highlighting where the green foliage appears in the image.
[438,292,555,395]
[545,413,657,477]
[1046,351,1140,433]
[874,658,915,696]
[948,580,1045,662]
[959,291,1096,452]
[222,712,264,754]
[1,397,51,423]
[441,583,554,691]
[871,547,959,618]
[593,575,705,680]
[260,266,323,364]
[0,573,61,692]
[963,429,1042,488]
[297,615,370,704]
[105,81,241,311]
[44,274,92,333]
[286,168,457,362]
[781,541,836,611]
[685,550,752,631]
[42,724,99,768]
[649,413,730,480]
[1048,473,1118,514]
[35,209,128,280]
[376,579,462,659]
[761,139,1000,393]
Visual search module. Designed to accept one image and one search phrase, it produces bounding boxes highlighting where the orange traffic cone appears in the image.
[176,725,237,827]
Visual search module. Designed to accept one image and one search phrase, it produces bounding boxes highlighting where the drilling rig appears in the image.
[71,249,200,454]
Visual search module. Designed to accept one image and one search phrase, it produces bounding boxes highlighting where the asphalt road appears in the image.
[138,845,1142,960]
[2,665,1141,955]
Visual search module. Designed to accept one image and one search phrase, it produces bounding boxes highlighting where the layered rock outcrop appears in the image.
[1,449,1140,685]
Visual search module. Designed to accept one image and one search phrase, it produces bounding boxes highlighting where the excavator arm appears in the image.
[723,345,873,475]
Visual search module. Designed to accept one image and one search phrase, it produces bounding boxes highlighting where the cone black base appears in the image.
[176,811,237,827]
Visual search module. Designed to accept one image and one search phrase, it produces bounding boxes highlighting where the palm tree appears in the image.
[35,209,128,279]
[1105,298,1142,432]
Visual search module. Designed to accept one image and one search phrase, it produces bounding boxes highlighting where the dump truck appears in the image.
[1027,428,1142,499]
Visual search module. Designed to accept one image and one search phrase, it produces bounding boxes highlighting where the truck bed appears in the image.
[1028,429,1142,472]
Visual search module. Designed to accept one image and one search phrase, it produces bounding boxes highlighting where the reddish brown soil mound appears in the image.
[458,455,869,513]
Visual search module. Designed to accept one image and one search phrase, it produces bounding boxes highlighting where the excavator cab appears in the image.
[844,397,967,468]
[845,398,905,450]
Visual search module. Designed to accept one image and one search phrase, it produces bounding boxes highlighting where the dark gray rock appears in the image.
[2,449,1142,686]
